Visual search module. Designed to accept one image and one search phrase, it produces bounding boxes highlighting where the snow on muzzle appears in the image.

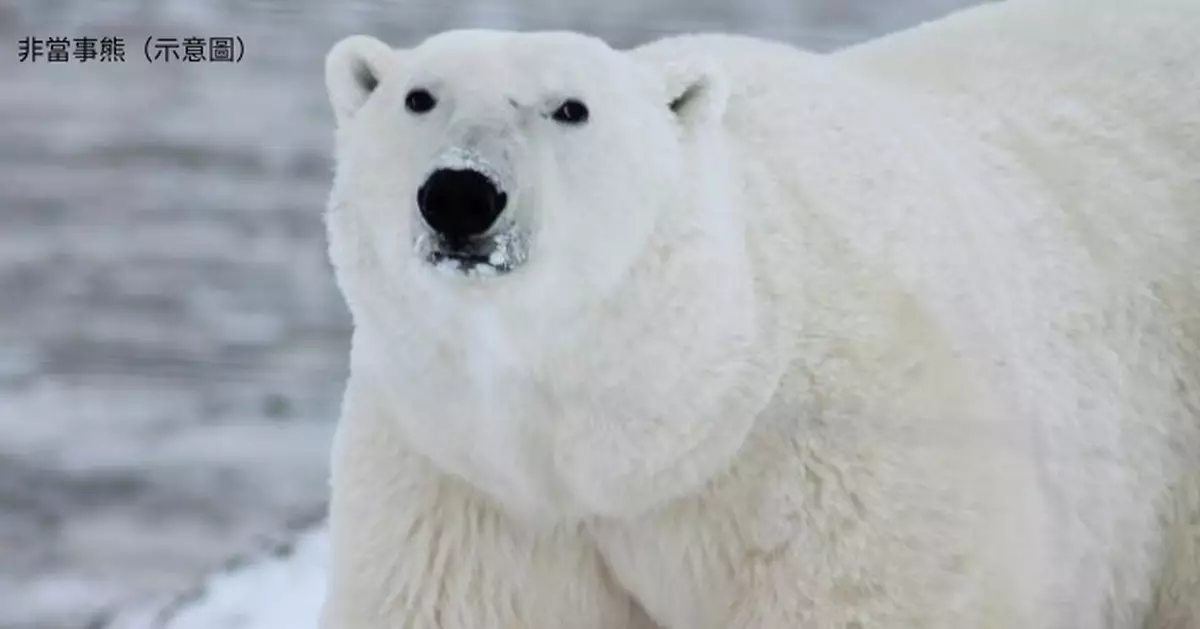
[413,147,528,278]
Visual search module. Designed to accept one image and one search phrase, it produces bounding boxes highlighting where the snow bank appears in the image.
[107,526,328,629]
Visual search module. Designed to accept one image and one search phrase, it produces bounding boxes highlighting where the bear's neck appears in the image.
[346,194,793,523]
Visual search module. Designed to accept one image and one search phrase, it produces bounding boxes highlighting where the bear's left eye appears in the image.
[551,99,589,125]
[405,88,437,115]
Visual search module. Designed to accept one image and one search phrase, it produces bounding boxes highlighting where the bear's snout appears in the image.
[418,168,508,242]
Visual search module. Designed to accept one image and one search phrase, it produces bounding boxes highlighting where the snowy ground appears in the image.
[103,526,329,629]
[1,1,985,627]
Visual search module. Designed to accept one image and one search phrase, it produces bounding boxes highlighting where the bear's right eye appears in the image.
[551,99,589,125]
[405,88,437,114]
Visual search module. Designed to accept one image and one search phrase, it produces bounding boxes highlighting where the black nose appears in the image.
[417,169,507,241]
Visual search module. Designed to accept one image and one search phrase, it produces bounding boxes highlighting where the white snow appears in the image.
[430,146,511,193]
[107,526,329,629]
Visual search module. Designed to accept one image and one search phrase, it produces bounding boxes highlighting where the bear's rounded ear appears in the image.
[325,35,396,123]
[659,58,728,131]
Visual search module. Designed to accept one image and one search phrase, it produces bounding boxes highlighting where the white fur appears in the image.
[319,1,1200,627]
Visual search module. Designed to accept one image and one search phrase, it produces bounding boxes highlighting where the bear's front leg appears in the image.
[320,382,649,629]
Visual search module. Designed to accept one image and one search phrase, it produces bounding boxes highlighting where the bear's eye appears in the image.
[551,99,589,125]
[405,88,437,114]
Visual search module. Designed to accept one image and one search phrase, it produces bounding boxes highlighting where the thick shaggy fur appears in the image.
[319,0,1200,627]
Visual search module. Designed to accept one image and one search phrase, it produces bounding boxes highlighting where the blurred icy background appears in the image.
[0,0,988,627]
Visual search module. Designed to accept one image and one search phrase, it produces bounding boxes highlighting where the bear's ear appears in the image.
[659,58,728,131]
[325,35,396,123]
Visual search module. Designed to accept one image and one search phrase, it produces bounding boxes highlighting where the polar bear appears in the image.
[318,0,1200,627]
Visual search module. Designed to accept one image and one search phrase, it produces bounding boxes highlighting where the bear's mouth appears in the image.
[415,224,528,278]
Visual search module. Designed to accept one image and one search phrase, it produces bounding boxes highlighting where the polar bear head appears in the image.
[323,31,767,519]
[324,30,733,317]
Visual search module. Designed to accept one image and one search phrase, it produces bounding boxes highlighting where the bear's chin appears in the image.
[415,224,529,279]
